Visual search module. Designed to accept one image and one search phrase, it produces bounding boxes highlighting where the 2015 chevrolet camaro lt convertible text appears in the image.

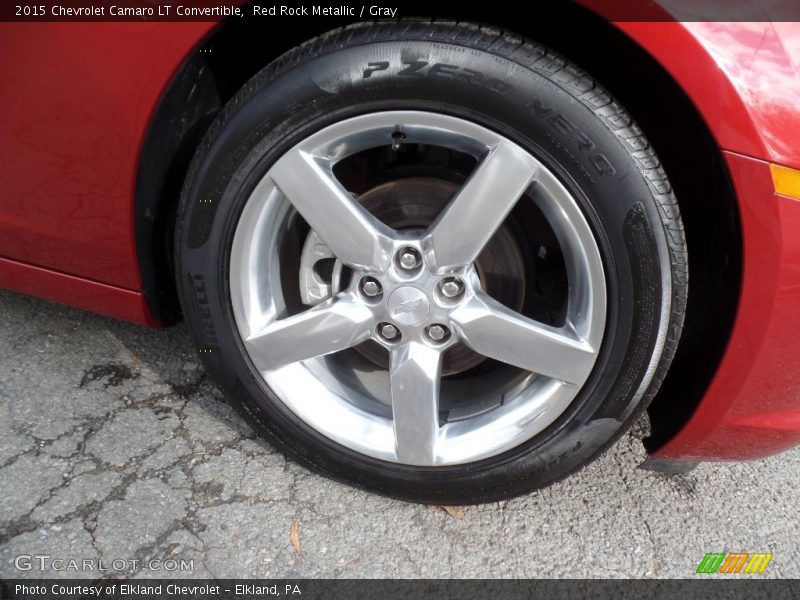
[2,2,799,503]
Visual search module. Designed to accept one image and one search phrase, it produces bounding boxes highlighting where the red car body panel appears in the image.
[598,19,800,460]
[656,152,800,460]
[0,254,159,325]
[0,23,211,294]
[1,14,799,462]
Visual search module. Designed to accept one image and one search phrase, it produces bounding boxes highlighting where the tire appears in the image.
[176,21,687,504]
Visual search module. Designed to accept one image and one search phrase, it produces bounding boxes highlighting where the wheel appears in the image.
[176,22,687,504]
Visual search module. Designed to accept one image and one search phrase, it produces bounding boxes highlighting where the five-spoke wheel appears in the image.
[230,112,606,466]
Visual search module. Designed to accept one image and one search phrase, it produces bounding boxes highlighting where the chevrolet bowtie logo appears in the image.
[391,297,427,316]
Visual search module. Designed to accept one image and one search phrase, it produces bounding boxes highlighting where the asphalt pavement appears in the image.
[0,288,797,579]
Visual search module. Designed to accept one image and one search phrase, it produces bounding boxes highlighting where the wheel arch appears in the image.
[134,2,743,451]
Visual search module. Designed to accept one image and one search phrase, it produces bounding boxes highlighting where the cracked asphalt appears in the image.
[0,288,798,579]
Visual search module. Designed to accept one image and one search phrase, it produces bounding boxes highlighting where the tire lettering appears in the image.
[589,154,616,177]
[398,60,428,76]
[485,79,513,97]
[428,63,458,79]
[189,273,219,352]
[364,61,514,96]
[363,61,389,79]
[456,68,483,87]
[528,96,616,177]
[526,98,556,118]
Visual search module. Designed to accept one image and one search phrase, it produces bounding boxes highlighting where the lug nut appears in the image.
[426,324,449,342]
[360,277,382,298]
[440,277,464,299]
[378,322,400,341]
[397,247,421,271]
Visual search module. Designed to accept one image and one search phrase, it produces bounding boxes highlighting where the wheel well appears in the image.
[135,2,742,451]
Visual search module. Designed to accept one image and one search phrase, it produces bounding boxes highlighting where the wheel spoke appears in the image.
[424,141,538,272]
[269,148,394,270]
[390,342,443,465]
[451,292,596,385]
[244,295,373,371]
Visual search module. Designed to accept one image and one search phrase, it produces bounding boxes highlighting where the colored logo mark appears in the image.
[696,552,773,574]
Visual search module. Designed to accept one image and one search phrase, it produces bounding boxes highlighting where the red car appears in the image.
[2,2,799,503]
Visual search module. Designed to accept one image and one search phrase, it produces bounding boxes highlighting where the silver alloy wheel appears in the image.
[230,111,606,466]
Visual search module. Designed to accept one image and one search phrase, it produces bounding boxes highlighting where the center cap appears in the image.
[387,287,430,326]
